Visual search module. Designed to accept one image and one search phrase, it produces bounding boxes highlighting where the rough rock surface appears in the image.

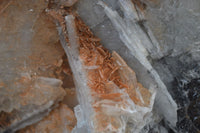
[172,68,200,133]
[0,77,66,133]
[0,0,65,112]
[17,104,76,133]
[0,0,71,132]
[143,0,200,132]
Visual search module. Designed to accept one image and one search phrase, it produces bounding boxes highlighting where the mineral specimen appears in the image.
[1,0,199,132]
[57,12,156,132]
[99,0,177,128]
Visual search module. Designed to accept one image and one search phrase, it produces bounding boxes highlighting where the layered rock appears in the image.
[0,77,66,133]
[17,104,76,133]
[0,0,68,132]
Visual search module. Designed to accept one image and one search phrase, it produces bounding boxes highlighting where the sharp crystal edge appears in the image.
[59,14,156,132]
[118,0,163,59]
[59,15,94,133]
[98,0,177,129]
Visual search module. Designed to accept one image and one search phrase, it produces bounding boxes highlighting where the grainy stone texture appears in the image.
[0,0,73,132]
[0,77,66,133]
[17,104,76,133]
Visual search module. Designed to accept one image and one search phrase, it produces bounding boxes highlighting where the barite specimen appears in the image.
[112,51,152,107]
[56,11,156,132]
[99,0,177,128]
[17,103,76,133]
[0,0,198,132]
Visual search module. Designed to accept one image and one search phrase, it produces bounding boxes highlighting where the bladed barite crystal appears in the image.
[57,13,156,132]
[1,0,199,132]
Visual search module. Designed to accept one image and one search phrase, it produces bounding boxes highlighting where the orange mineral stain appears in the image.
[50,8,152,132]
[49,10,152,106]
[73,16,149,104]
[0,82,5,88]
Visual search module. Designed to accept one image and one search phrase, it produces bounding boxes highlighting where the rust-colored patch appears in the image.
[0,82,5,88]
[48,7,151,106]
[75,16,125,95]
[132,0,147,11]
[74,15,151,106]
[0,0,13,15]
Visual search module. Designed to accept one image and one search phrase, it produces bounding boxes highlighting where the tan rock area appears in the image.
[17,104,76,133]
[0,0,77,132]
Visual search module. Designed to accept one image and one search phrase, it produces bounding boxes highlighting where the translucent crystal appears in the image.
[99,1,177,128]
[59,14,156,133]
